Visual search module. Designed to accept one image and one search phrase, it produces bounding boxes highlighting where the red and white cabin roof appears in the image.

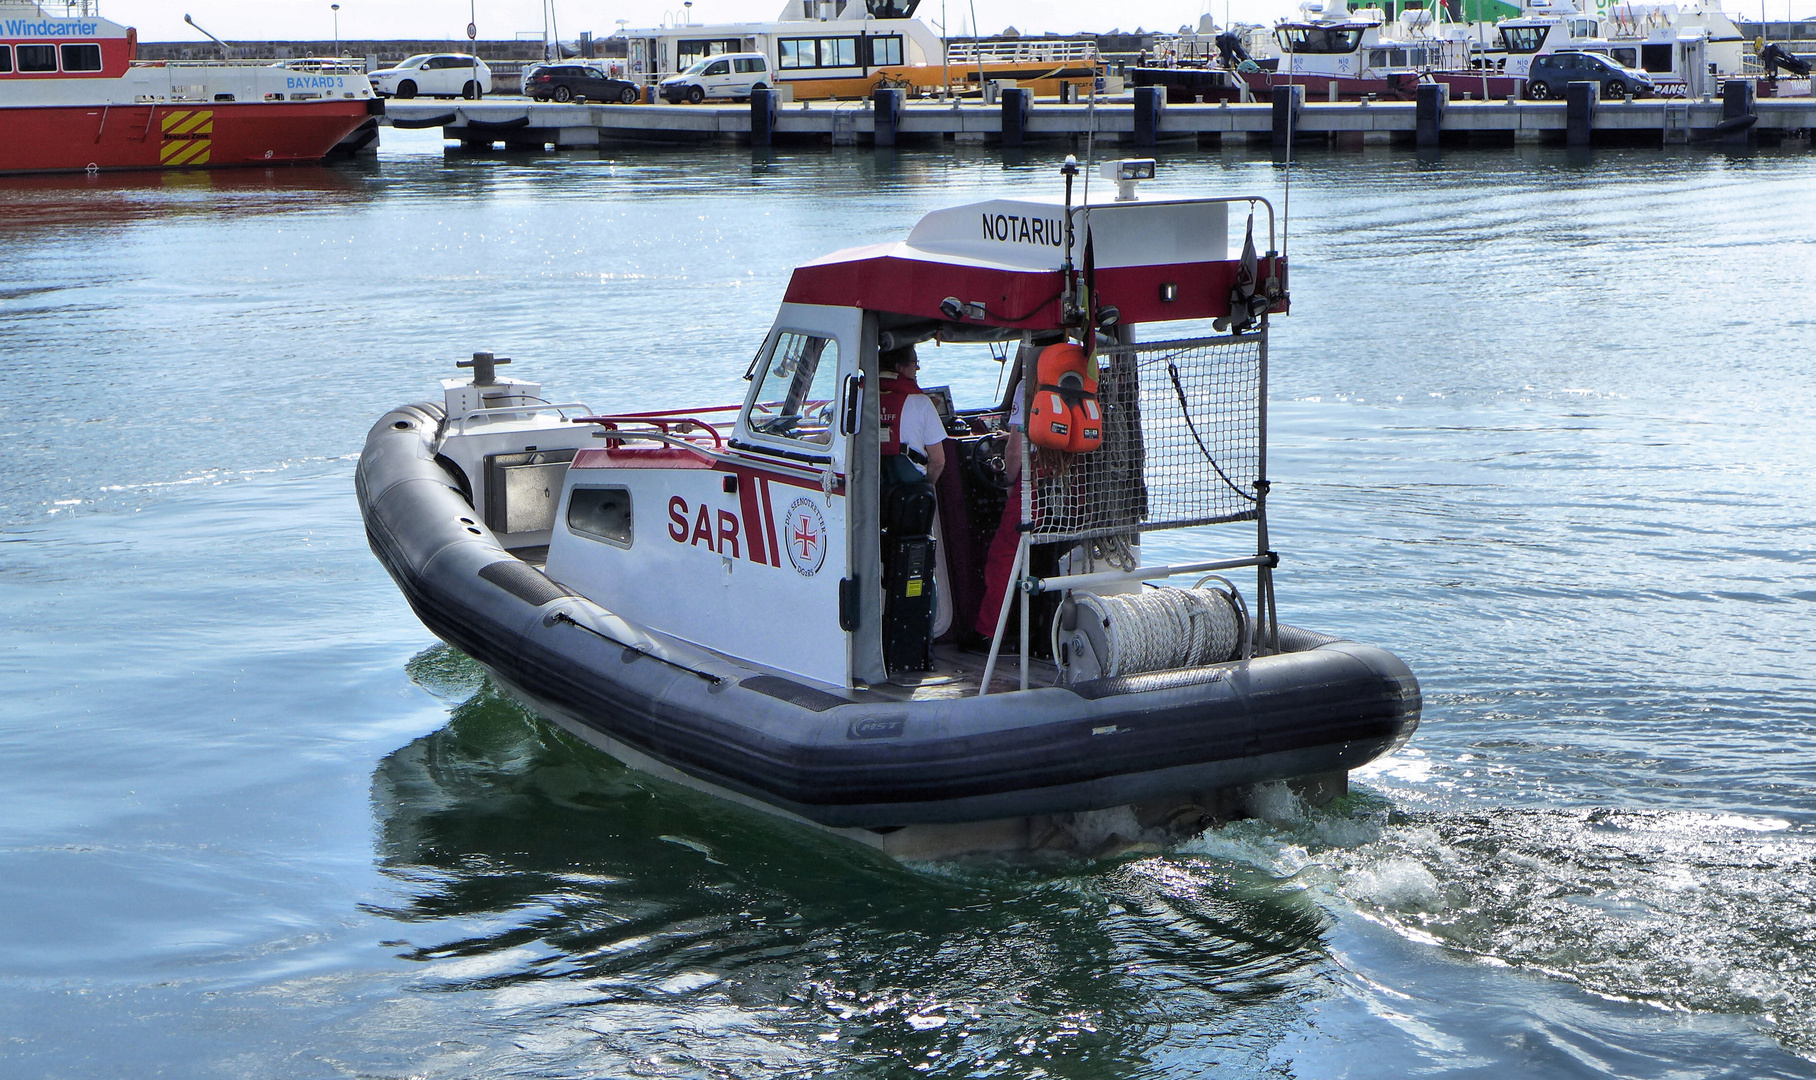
[783,195,1286,329]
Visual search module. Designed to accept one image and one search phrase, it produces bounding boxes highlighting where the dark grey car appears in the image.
[1526,51,1656,99]
[524,63,642,104]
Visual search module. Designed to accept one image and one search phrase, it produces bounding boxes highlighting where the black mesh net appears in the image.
[1027,331,1265,543]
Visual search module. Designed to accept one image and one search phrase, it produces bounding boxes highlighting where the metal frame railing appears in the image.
[448,402,592,438]
[944,38,1101,65]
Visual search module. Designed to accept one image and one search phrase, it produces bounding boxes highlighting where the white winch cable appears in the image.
[1071,582,1245,678]
[1194,573,1253,660]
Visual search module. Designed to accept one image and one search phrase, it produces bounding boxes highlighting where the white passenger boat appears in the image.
[357,160,1421,858]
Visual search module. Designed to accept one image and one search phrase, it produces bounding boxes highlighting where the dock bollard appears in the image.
[1565,81,1596,146]
[1271,84,1303,150]
[1416,81,1449,148]
[872,86,903,147]
[751,86,775,147]
[1720,78,1757,148]
[1133,85,1162,148]
[1000,86,1030,147]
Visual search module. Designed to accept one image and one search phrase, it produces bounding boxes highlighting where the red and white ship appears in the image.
[0,1,380,175]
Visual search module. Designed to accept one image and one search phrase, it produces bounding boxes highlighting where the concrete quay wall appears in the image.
[383,93,1816,152]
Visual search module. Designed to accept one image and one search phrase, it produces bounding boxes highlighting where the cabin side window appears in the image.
[17,45,56,73]
[567,487,634,547]
[870,36,903,66]
[747,332,840,447]
[0,46,12,74]
[61,44,102,72]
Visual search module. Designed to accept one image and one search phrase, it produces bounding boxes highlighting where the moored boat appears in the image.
[614,0,1101,101]
[1473,0,1745,96]
[1134,0,1523,102]
[357,159,1421,858]
[0,1,381,175]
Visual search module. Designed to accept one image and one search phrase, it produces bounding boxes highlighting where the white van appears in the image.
[659,52,771,104]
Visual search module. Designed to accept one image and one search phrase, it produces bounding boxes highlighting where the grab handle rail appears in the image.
[576,414,727,451]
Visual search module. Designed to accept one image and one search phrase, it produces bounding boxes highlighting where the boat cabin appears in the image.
[1272,0,1470,81]
[0,2,134,80]
[430,160,1288,695]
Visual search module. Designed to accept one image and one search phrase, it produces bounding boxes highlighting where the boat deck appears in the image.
[858,645,1060,701]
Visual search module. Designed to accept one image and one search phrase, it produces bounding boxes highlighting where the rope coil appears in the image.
[1070,579,1247,678]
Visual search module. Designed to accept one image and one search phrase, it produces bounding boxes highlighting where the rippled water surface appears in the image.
[2,129,1814,1078]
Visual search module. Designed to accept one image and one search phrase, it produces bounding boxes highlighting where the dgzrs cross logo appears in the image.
[785,497,827,577]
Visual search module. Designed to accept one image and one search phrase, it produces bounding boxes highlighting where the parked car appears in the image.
[369,54,493,99]
[659,52,771,104]
[525,63,642,104]
[1525,51,1654,99]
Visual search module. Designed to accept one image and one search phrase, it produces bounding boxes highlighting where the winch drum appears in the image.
[1059,580,1249,683]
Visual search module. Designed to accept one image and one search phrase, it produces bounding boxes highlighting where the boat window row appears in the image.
[1572,45,1652,70]
[677,37,744,68]
[0,43,104,74]
[1276,27,1364,54]
[1367,47,1442,67]
[778,35,904,70]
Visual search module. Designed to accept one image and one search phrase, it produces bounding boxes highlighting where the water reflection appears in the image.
[0,164,372,232]
[367,645,1338,1076]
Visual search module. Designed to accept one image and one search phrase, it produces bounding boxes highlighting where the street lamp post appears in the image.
[331,4,339,57]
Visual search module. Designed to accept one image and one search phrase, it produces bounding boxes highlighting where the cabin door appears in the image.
[724,303,864,686]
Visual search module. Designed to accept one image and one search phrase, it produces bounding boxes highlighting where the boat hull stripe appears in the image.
[759,476,781,567]
[738,469,768,566]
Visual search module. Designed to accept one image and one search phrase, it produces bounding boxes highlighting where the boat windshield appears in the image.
[1276,26,1365,53]
[1499,25,1550,52]
[748,333,840,446]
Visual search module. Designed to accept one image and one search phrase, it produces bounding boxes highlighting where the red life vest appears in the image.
[878,370,923,457]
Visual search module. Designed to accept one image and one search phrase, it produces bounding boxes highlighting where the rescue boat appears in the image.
[357,159,1421,858]
[0,1,380,175]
